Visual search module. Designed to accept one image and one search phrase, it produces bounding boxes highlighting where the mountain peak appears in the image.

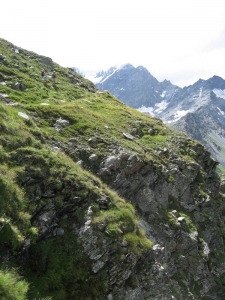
[119,63,134,69]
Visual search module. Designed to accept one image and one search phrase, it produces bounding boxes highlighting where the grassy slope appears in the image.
[0,38,213,299]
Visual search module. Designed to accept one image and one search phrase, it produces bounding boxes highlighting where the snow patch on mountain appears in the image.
[87,73,104,84]
[73,68,104,84]
[154,100,168,113]
[167,110,191,123]
[213,88,225,99]
[75,63,134,85]
[217,107,225,116]
[137,100,168,116]
[100,69,118,84]
[161,91,166,98]
[137,105,154,115]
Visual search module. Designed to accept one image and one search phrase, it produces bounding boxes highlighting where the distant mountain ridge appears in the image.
[75,64,178,110]
[77,64,225,170]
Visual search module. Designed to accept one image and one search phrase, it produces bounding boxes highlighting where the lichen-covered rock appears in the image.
[54,117,70,132]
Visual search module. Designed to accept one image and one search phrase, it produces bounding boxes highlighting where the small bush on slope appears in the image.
[0,269,29,300]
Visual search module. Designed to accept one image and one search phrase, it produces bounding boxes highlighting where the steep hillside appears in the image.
[1,38,225,300]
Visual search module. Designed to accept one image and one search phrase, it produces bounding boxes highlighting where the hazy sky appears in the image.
[1,0,225,87]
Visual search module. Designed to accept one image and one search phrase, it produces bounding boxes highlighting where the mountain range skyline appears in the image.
[76,62,225,89]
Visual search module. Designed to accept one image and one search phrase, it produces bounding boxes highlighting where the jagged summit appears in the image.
[74,63,134,85]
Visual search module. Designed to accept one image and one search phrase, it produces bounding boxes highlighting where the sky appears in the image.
[1,0,225,87]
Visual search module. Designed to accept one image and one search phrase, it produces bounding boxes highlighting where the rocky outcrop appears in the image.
[90,139,225,299]
[10,129,225,299]
[26,116,224,299]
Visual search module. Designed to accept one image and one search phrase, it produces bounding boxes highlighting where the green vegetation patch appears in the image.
[0,269,29,300]
[93,190,154,255]
[26,232,95,300]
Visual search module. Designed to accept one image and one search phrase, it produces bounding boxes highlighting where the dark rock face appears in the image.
[50,136,224,299]
[93,140,224,299]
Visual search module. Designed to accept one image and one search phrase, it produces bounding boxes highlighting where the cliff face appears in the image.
[99,140,225,299]
[0,38,225,300]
